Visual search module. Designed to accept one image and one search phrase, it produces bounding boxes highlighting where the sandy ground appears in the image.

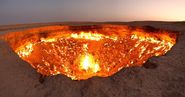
[0,22,184,97]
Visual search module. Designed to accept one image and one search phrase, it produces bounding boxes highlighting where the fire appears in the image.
[16,42,34,57]
[79,44,100,73]
[71,31,117,41]
[0,24,178,80]
[80,54,100,72]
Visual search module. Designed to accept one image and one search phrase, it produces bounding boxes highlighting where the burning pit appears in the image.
[0,24,178,80]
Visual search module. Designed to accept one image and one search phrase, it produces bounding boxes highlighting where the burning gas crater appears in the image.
[1,25,178,80]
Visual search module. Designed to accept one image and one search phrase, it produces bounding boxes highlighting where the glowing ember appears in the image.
[0,25,178,80]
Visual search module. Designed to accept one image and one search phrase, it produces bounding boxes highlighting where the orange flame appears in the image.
[1,25,178,80]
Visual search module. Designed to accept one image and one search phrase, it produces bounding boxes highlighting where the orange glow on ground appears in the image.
[0,25,178,80]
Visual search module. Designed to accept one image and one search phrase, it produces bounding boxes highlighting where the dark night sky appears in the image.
[0,0,185,25]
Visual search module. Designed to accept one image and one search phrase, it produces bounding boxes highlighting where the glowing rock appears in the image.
[1,25,178,80]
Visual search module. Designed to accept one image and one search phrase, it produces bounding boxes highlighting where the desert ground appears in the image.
[0,21,184,97]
